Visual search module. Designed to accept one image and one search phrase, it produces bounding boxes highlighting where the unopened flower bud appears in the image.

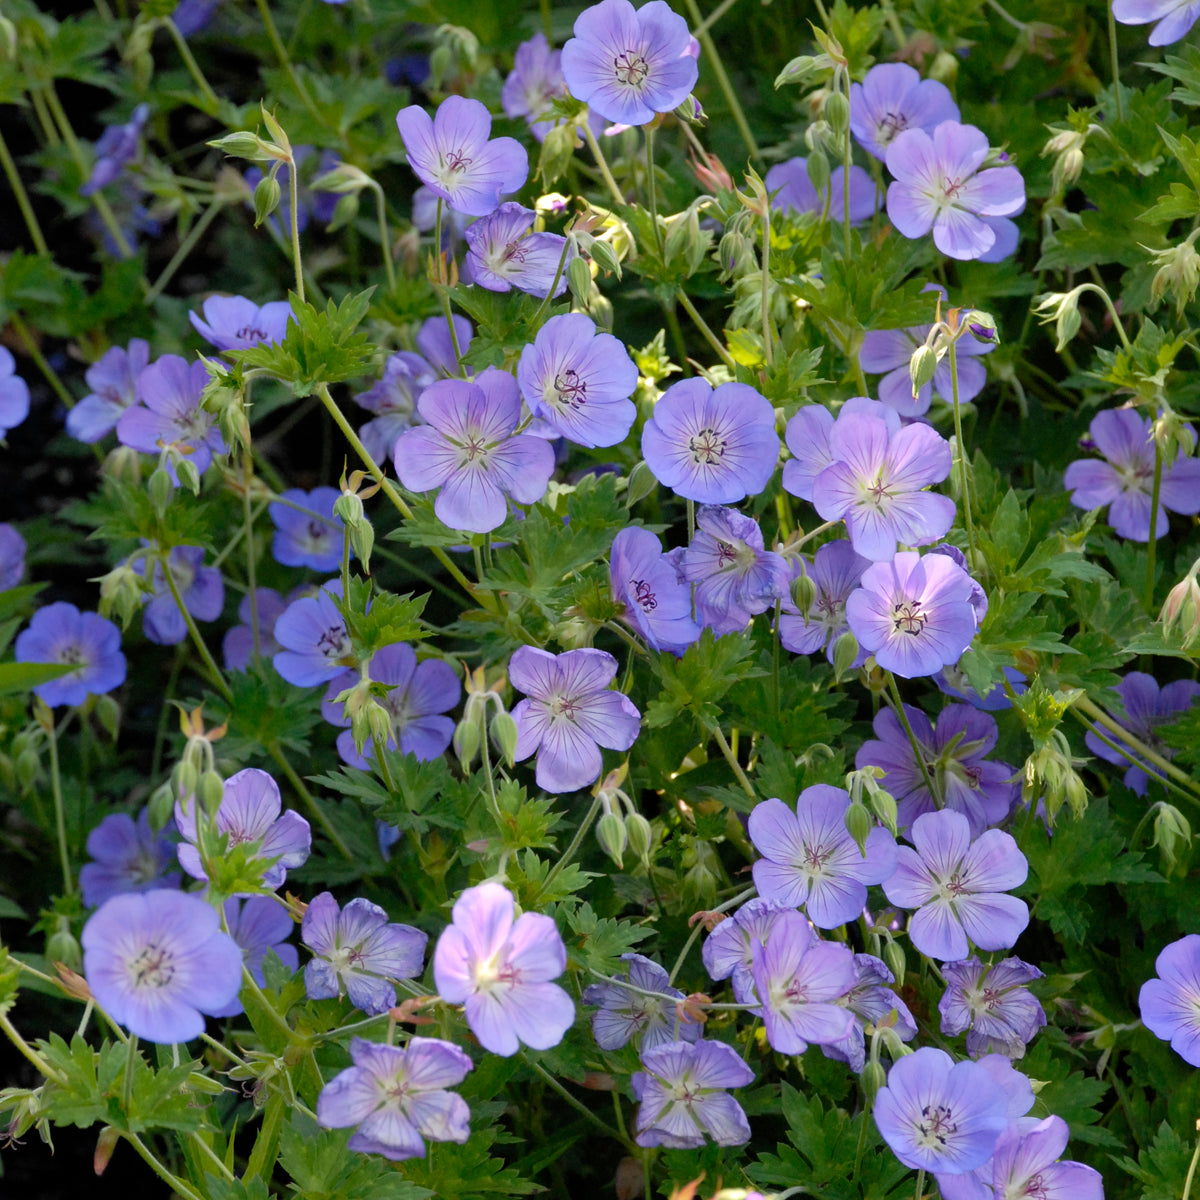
[624,460,659,509]
[102,444,142,485]
[99,563,143,629]
[790,570,816,614]
[173,759,198,799]
[596,811,628,868]
[15,747,41,790]
[843,801,874,856]
[175,456,202,496]
[908,344,938,398]
[94,694,121,742]
[1161,566,1200,647]
[626,812,652,862]
[589,237,623,279]
[831,630,860,680]
[861,1059,887,1103]
[928,50,958,86]
[199,769,224,815]
[147,780,175,830]
[491,711,519,767]
[883,938,906,988]
[254,173,281,227]
[207,131,271,161]
[148,467,173,517]
[1153,803,1192,874]
[673,94,704,126]
[567,254,593,306]
[93,1126,120,1177]
[866,781,898,836]
[47,920,82,974]
[805,145,831,198]
[1147,232,1200,318]
[824,90,850,141]
[454,712,482,768]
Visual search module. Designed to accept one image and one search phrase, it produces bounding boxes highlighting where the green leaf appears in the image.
[1115,1119,1195,1199]
[340,578,429,658]
[0,660,76,697]
[1139,181,1200,224]
[564,902,651,975]
[644,628,764,731]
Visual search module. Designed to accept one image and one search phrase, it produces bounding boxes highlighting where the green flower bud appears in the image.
[200,769,224,816]
[1153,803,1192,874]
[147,780,175,830]
[99,563,144,629]
[94,694,121,743]
[824,91,850,142]
[47,922,82,973]
[176,456,202,496]
[312,162,372,195]
[590,238,623,279]
[861,1059,887,1104]
[15,748,41,791]
[790,570,817,614]
[908,344,938,398]
[883,939,906,989]
[866,782,899,837]
[491,712,519,768]
[148,467,174,517]
[254,173,282,227]
[626,812,653,862]
[596,812,628,868]
[928,50,958,86]
[327,192,361,233]
[567,255,593,307]
[774,54,822,90]
[843,801,874,856]
[537,122,577,188]
[207,131,272,161]
[831,630,860,681]
[454,713,482,769]
[173,759,199,799]
[625,460,659,509]
[805,146,831,200]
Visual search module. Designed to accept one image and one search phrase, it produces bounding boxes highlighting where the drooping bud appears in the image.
[253,172,282,227]
[831,630,860,681]
[596,812,628,868]
[861,1059,887,1104]
[626,812,653,863]
[147,467,174,517]
[199,769,225,816]
[908,343,938,399]
[98,562,144,629]
[624,460,659,509]
[94,695,121,743]
[883,939,906,988]
[1161,561,1200,648]
[790,570,817,614]
[46,917,82,974]
[843,800,874,856]
[824,90,850,142]
[93,1126,120,1176]
[567,255,593,307]
[491,711,519,768]
[147,780,175,830]
[1152,803,1192,875]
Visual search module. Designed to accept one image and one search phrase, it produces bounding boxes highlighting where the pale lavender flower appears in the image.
[503,33,571,141]
[701,898,793,1005]
[845,550,980,679]
[1064,408,1200,540]
[417,314,474,377]
[679,506,790,636]
[873,1046,1009,1173]
[273,583,356,686]
[412,185,472,251]
[750,909,857,1054]
[317,1037,473,1160]
[939,957,1046,1059]
[117,354,227,479]
[1113,0,1200,45]
[561,0,699,127]
[987,1116,1104,1200]
[142,546,225,645]
[631,1040,753,1149]
[582,953,701,1051]
[1139,934,1200,1066]
[813,412,955,561]
[0,524,26,591]
[66,339,150,443]
[15,603,126,707]
[642,378,779,503]
[882,809,1029,962]
[609,526,701,654]
[781,397,900,503]
[223,587,290,670]
[270,487,346,572]
[189,296,293,352]
[209,895,299,1017]
[175,767,312,890]
[79,810,180,909]
[303,891,428,1015]
[822,953,917,1072]
[0,347,30,437]
[173,0,220,36]
[517,314,638,447]
[432,881,575,1056]
[850,63,960,161]
[81,889,243,1042]
[856,703,1018,838]
[80,104,150,195]
[778,540,871,662]
[396,95,529,217]
[885,122,1025,260]
[464,202,571,297]
[934,663,1027,712]
[510,646,641,792]
[765,159,879,224]
[322,643,460,769]
[394,368,556,534]
[353,352,435,463]
[748,785,897,929]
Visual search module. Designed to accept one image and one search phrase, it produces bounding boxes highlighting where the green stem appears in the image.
[189,1131,236,1181]
[161,556,235,704]
[693,0,741,35]
[1071,714,1200,808]
[681,0,762,164]
[851,1099,871,1185]
[0,1009,69,1085]
[253,0,321,120]
[914,1167,926,1200]
[676,289,736,369]
[1075,283,1132,350]
[433,198,465,372]
[1145,436,1163,614]
[0,126,48,254]
[124,1132,206,1200]
[525,1058,635,1151]
[11,312,74,409]
[163,17,221,109]
[269,741,354,859]
[885,673,940,807]
[1074,696,1200,798]
[243,453,261,658]
[45,716,73,895]
[1182,1122,1200,1200]
[645,126,665,260]
[581,122,625,208]
[761,203,774,366]
[121,1034,138,1112]
[288,152,305,302]
[948,339,978,571]
[369,182,397,294]
[541,796,603,897]
[145,200,224,304]
[1107,3,1124,123]
[709,722,755,800]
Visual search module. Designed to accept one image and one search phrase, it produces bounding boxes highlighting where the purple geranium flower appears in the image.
[417,315,474,378]
[631,1040,753,1149]
[66,339,151,443]
[15,603,126,708]
[935,663,1027,712]
[317,1037,473,1161]
[175,767,312,890]
[856,703,1018,838]
[747,785,897,929]
[303,891,428,1015]
[189,296,293,352]
[394,368,556,534]
[850,63,960,161]
[117,354,227,479]
[396,95,528,217]
[173,0,220,36]
[322,643,461,769]
[79,810,180,909]
[517,314,638,447]
[510,646,641,792]
[609,526,701,654]
[750,909,857,1054]
[582,953,701,1051]
[822,953,918,1072]
[208,895,300,1017]
[81,889,243,1042]
[503,33,572,141]
[353,352,435,463]
[1084,671,1200,795]
[886,121,1025,261]
[1064,408,1200,541]
[939,956,1046,1059]
[987,1116,1104,1200]
[874,1046,1009,1174]
[142,546,225,646]
[812,412,955,561]
[765,159,879,224]
[561,0,699,127]
[0,523,26,591]
[642,378,779,504]
[80,104,150,196]
[781,397,900,503]
[845,550,980,679]
[464,203,572,297]
[223,587,290,670]
[269,487,346,572]
[1140,934,1200,1066]
[1113,0,1200,45]
[273,583,356,686]
[0,347,31,438]
[778,540,871,661]
[883,809,1029,962]
[432,881,575,1056]
[679,506,790,636]
[701,897,793,1005]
